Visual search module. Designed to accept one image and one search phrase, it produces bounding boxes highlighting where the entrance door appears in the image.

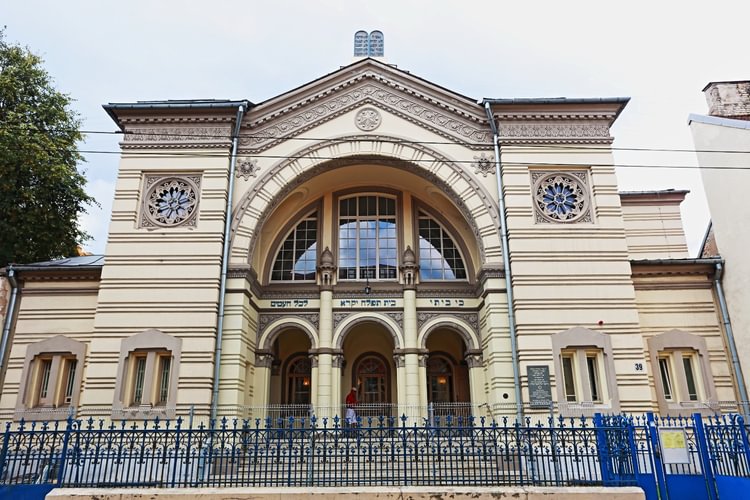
[353,354,390,417]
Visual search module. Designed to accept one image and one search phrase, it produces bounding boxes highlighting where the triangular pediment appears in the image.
[240,58,491,152]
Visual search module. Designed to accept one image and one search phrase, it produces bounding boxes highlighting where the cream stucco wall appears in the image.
[0,61,739,423]
[691,117,750,397]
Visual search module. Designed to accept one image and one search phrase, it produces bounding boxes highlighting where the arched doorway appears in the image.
[352,353,390,405]
[269,328,312,419]
[341,321,396,418]
[425,328,471,419]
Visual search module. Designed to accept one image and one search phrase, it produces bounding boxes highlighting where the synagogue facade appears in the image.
[0,57,741,422]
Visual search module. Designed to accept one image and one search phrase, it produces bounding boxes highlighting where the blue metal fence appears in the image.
[1,412,749,494]
[0,414,636,488]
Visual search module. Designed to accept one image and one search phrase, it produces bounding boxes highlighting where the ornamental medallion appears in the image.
[355,107,382,131]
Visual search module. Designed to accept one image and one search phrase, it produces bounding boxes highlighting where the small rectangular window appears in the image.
[157,355,171,405]
[586,354,601,402]
[561,354,577,402]
[38,359,52,401]
[658,357,673,400]
[132,356,147,405]
[63,358,77,405]
[683,355,699,401]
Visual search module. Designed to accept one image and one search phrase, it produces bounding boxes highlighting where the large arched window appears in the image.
[418,213,467,280]
[271,212,318,281]
[338,195,397,280]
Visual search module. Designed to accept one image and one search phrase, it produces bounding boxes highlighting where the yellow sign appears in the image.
[661,430,687,449]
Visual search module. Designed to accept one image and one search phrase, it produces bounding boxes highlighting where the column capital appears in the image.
[255,349,275,368]
[464,349,484,368]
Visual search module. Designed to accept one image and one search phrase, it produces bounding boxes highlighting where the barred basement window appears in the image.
[560,349,604,403]
[418,213,466,281]
[113,329,182,419]
[648,330,717,416]
[551,326,619,414]
[16,336,86,420]
[126,350,174,407]
[271,212,318,281]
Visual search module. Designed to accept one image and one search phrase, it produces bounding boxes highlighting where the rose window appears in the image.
[534,174,588,222]
[145,178,198,227]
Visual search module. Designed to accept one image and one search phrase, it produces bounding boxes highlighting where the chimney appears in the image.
[703,81,750,121]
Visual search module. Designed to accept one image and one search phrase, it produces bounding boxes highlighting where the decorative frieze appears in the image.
[498,120,612,144]
[257,312,320,341]
[123,126,232,148]
[242,80,490,152]
[417,311,479,331]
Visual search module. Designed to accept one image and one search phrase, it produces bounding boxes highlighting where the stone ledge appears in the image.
[47,486,645,500]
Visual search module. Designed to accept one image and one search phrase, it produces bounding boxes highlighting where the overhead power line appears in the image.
[4,123,750,155]
[64,149,750,171]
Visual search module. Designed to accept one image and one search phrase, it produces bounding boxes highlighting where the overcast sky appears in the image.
[5,0,748,255]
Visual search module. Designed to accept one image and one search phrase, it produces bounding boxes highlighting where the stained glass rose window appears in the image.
[533,173,589,223]
[143,177,199,227]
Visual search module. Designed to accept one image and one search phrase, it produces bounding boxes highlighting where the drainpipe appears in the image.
[714,262,750,417]
[0,267,19,392]
[484,102,523,422]
[210,103,248,422]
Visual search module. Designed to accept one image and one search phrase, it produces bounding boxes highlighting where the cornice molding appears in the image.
[242,78,492,152]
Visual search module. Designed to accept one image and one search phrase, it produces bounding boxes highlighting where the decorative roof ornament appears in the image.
[473,153,495,178]
[236,158,260,180]
[400,246,419,288]
[353,30,384,58]
[355,107,382,131]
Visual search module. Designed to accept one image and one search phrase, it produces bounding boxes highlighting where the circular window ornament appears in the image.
[355,107,382,131]
[533,173,589,223]
[144,177,199,227]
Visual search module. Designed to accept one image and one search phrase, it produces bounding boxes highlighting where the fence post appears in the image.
[170,417,182,488]
[646,412,668,500]
[594,413,612,485]
[0,421,11,482]
[736,415,750,474]
[693,412,719,500]
[55,417,74,487]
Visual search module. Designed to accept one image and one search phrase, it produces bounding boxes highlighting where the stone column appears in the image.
[316,247,336,418]
[331,352,344,418]
[400,246,422,421]
[309,351,319,411]
[465,349,486,418]
[253,350,274,421]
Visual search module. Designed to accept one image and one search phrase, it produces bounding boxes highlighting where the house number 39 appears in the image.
[634,363,644,371]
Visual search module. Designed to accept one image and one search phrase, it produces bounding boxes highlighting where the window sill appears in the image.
[661,400,718,417]
[14,406,75,421]
[558,401,615,417]
[112,405,175,421]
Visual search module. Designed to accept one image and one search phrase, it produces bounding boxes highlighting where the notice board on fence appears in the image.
[658,428,691,464]
[527,365,552,409]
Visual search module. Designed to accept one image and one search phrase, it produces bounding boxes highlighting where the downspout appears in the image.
[0,267,19,391]
[714,262,750,416]
[484,102,523,422]
[210,103,248,422]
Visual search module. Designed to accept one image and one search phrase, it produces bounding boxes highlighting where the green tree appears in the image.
[0,31,95,266]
